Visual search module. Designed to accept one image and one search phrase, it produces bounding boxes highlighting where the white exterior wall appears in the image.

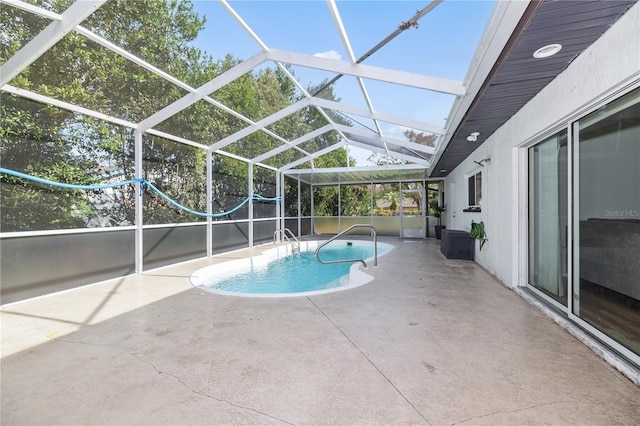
[445,2,640,288]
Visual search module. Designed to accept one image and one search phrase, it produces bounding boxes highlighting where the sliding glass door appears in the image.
[527,86,640,363]
[573,87,640,358]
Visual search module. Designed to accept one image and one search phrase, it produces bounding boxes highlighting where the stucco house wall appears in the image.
[444,2,640,288]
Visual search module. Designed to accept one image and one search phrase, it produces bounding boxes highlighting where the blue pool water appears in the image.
[202,241,392,295]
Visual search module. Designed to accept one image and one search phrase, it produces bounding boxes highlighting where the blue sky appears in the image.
[190,0,496,164]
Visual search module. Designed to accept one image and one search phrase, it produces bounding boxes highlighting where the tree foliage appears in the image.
[404,129,437,147]
[0,1,355,231]
[281,81,371,217]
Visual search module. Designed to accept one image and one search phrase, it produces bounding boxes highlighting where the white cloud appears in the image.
[381,124,410,140]
[313,50,342,61]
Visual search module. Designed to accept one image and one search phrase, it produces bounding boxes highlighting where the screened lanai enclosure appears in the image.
[1,0,480,303]
[2,0,640,386]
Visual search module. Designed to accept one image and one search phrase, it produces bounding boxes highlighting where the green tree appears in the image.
[0,95,102,230]
[1,0,213,230]
[341,184,371,216]
[287,81,368,217]
[372,184,399,216]
[384,191,399,213]
[1,1,357,231]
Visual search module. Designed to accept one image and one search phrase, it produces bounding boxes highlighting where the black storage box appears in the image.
[440,229,474,260]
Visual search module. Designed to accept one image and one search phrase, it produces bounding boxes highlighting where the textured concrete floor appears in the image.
[1,238,639,425]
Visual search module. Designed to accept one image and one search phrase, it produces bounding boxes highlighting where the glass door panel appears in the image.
[573,87,640,358]
[401,188,424,238]
[528,130,568,305]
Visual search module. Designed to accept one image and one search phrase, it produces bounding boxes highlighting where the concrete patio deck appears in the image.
[1,238,639,425]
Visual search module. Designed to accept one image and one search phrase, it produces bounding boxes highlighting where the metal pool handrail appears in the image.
[273,228,300,252]
[315,224,378,269]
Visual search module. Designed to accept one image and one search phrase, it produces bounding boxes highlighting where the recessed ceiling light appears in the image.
[533,43,562,59]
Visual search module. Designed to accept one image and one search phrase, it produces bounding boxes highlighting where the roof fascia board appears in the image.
[312,98,445,134]
[334,124,436,155]
[429,0,531,175]
[266,49,466,96]
[138,51,269,132]
[208,97,313,151]
[0,0,106,86]
[251,124,334,163]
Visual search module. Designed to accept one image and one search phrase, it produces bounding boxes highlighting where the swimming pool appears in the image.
[190,240,393,297]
